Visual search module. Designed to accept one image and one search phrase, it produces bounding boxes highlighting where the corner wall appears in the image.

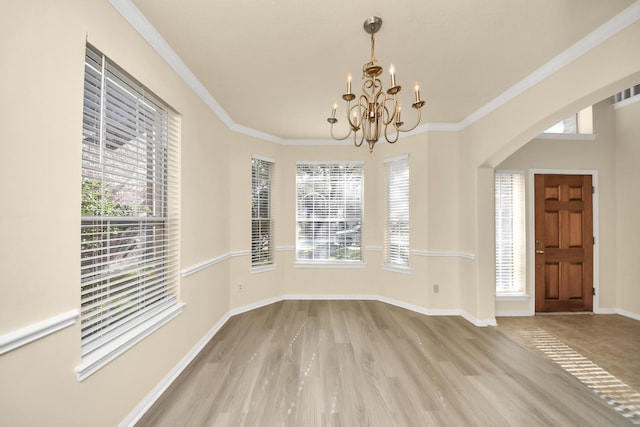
[615,99,640,317]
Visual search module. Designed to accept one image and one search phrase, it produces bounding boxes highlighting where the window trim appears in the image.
[295,161,364,264]
[77,45,181,380]
[74,303,184,381]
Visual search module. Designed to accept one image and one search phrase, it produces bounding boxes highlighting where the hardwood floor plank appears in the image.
[136,301,634,426]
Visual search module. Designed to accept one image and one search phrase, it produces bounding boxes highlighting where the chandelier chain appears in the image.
[370,33,376,64]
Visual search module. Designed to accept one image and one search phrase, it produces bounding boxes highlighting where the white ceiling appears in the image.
[125,0,636,141]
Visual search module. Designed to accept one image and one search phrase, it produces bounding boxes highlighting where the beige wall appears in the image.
[615,99,640,316]
[1,1,640,425]
[276,135,464,313]
[0,1,245,425]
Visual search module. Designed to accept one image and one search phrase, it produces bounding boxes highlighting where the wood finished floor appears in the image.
[497,313,640,423]
[137,301,634,426]
[497,314,640,393]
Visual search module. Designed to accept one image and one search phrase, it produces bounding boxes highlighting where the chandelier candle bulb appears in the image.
[347,73,352,94]
[414,84,421,103]
[390,64,396,87]
[331,103,337,118]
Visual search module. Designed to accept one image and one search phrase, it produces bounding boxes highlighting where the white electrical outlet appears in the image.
[433,284,439,293]
[238,283,243,292]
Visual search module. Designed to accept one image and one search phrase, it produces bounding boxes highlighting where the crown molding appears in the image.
[460,1,640,128]
[110,0,640,144]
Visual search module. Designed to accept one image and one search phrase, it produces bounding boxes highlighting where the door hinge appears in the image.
[593,236,595,245]
[592,186,595,194]
[593,287,596,296]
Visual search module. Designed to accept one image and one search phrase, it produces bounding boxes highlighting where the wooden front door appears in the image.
[534,174,593,312]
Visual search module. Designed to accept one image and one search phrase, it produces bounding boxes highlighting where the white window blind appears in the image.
[495,171,525,294]
[385,155,410,267]
[80,45,180,362]
[296,162,363,262]
[251,157,274,266]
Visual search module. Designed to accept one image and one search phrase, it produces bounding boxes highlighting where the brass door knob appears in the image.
[536,249,544,254]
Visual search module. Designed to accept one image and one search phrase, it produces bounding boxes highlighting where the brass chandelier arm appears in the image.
[381,97,397,127]
[395,103,424,133]
[347,102,362,130]
[327,101,363,141]
[328,122,353,141]
[385,122,400,144]
[354,130,364,148]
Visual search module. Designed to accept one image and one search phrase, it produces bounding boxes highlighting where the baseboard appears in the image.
[597,307,640,321]
[376,295,461,318]
[228,296,285,316]
[596,307,618,315]
[282,293,379,301]
[461,311,497,327]
[616,308,640,322]
[118,311,231,427]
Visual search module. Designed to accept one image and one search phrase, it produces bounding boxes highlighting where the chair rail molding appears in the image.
[0,309,79,356]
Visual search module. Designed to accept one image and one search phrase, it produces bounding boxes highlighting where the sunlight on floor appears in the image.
[517,328,640,424]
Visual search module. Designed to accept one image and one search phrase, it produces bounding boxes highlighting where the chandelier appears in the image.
[327,16,425,153]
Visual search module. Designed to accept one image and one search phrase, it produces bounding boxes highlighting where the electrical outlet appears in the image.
[238,283,243,292]
[433,284,439,294]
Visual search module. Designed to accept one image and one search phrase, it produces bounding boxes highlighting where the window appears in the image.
[296,162,363,262]
[614,84,640,104]
[78,45,181,379]
[495,171,525,295]
[543,106,593,135]
[251,156,274,267]
[384,155,410,268]
[545,114,577,134]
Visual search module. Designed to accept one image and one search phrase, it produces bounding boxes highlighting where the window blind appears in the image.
[251,157,274,266]
[296,162,363,262]
[385,155,410,266]
[495,171,525,294]
[81,45,180,359]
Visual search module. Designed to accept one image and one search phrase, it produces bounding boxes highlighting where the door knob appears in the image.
[536,249,544,254]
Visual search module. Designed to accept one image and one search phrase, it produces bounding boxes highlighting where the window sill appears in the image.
[250,264,277,274]
[496,294,529,302]
[295,261,366,269]
[382,264,412,275]
[537,133,596,141]
[74,302,185,381]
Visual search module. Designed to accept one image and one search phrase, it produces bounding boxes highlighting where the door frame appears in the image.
[528,169,600,314]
